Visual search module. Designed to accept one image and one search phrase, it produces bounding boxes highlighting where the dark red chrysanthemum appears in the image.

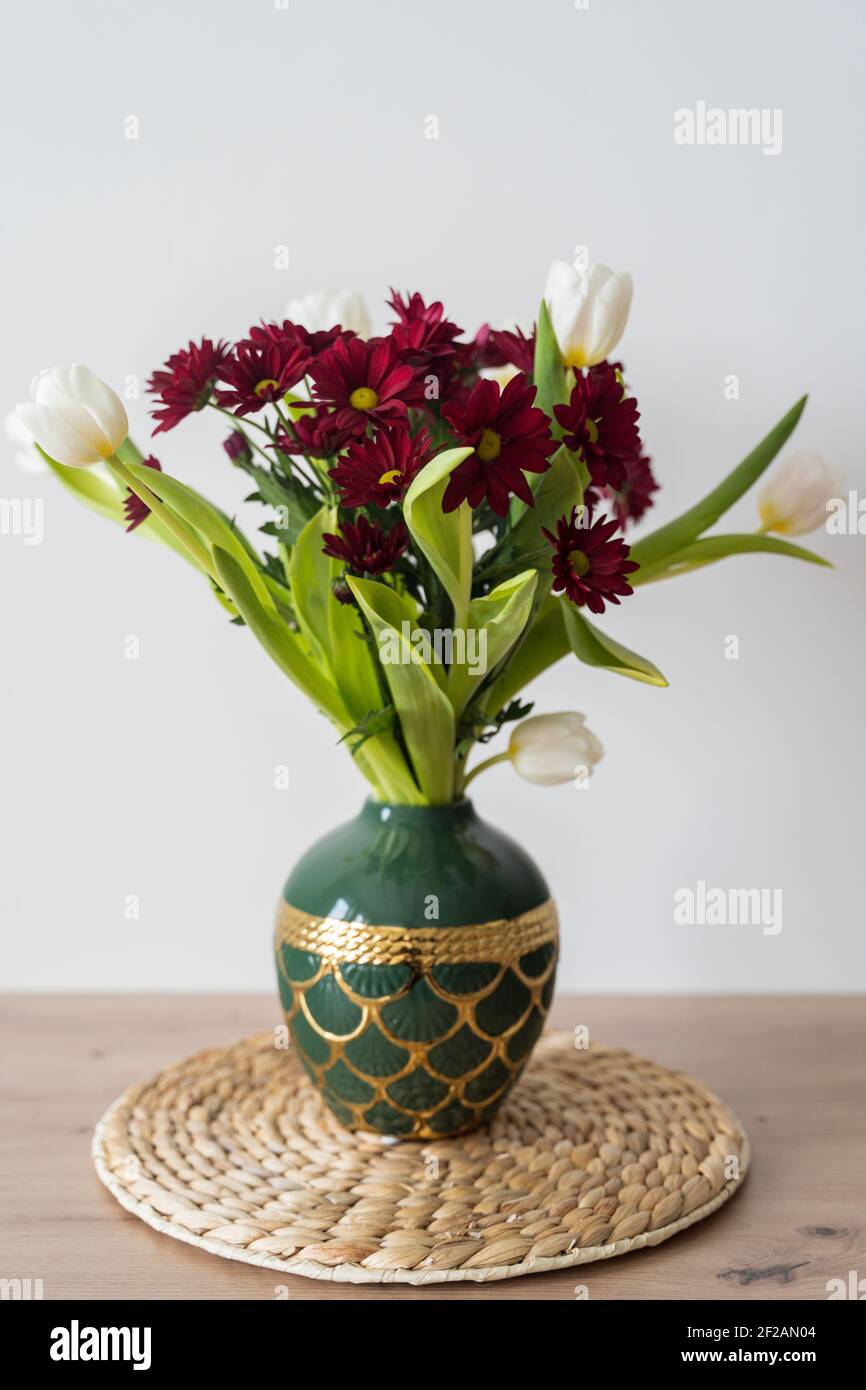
[388,290,464,364]
[543,506,638,615]
[124,455,162,532]
[249,318,348,360]
[321,515,410,577]
[147,338,231,434]
[608,454,659,528]
[553,362,642,492]
[389,289,455,332]
[388,291,474,404]
[440,373,556,515]
[329,425,432,507]
[311,336,415,435]
[472,324,536,376]
[216,337,312,416]
[272,405,355,459]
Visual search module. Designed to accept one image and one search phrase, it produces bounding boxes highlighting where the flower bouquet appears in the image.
[17,260,835,1136]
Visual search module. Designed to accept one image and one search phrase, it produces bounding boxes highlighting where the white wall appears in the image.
[2,0,864,992]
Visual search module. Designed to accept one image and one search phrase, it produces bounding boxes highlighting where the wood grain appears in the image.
[1,994,862,1301]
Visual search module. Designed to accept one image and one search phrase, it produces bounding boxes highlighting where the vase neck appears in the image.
[360,797,476,832]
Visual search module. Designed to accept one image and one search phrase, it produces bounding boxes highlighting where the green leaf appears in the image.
[633,531,832,584]
[113,436,146,468]
[506,445,584,585]
[349,577,456,804]
[123,458,275,611]
[38,444,203,568]
[287,511,428,804]
[478,595,570,719]
[327,583,380,706]
[326,563,395,715]
[308,513,425,804]
[120,439,268,601]
[532,298,568,422]
[338,704,396,752]
[631,396,808,571]
[212,545,350,728]
[508,301,570,525]
[219,544,422,806]
[561,602,668,686]
[288,507,337,665]
[38,448,125,523]
[403,446,474,629]
[448,569,537,716]
[238,458,319,544]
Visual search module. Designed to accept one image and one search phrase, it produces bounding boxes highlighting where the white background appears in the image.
[2,0,864,993]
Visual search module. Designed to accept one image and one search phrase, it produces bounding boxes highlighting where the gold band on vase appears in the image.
[274,897,559,968]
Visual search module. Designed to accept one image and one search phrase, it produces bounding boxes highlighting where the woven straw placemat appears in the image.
[92,1031,749,1285]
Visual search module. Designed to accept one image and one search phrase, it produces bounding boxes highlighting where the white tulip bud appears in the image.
[757,449,843,536]
[285,289,372,338]
[480,364,519,390]
[509,712,604,786]
[15,365,128,468]
[544,259,633,368]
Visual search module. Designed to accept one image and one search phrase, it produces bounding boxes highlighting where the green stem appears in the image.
[271,403,325,495]
[356,739,425,805]
[211,405,273,437]
[632,556,716,586]
[462,749,510,789]
[106,457,217,583]
[209,406,275,467]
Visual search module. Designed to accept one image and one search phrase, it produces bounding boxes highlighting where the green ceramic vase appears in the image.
[274,798,559,1138]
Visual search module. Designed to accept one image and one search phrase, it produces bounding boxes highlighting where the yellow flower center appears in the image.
[477,428,502,462]
[254,378,280,398]
[585,418,599,444]
[378,468,401,487]
[350,386,379,411]
[757,499,784,533]
[570,550,590,577]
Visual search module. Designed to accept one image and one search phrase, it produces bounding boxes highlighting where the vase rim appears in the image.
[361,796,475,825]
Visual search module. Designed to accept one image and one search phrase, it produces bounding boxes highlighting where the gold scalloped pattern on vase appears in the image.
[274,899,560,1138]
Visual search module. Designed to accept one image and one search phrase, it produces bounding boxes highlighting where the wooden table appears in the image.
[2,994,862,1301]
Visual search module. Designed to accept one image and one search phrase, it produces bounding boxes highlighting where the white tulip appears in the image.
[479,318,526,391]
[757,449,843,536]
[509,712,604,787]
[5,409,48,474]
[15,365,128,469]
[285,289,372,338]
[544,259,633,368]
[480,364,519,390]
